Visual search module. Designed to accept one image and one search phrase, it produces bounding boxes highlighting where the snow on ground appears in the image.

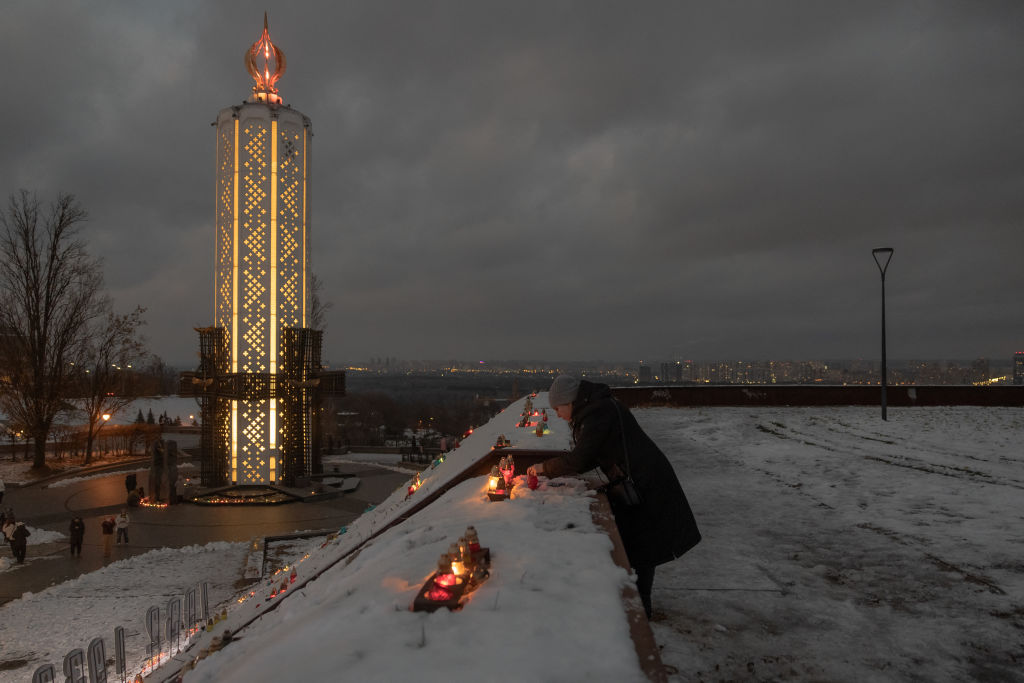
[0,543,249,680]
[0,526,65,573]
[111,397,201,426]
[645,405,1024,682]
[43,463,198,490]
[1,401,1022,682]
[0,395,201,487]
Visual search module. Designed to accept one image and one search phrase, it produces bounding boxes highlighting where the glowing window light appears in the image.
[231,401,238,484]
[269,401,277,450]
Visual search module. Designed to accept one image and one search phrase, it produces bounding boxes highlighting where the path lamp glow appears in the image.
[872,247,894,420]
[100,414,111,455]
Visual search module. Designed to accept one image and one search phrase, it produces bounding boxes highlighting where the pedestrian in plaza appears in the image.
[528,375,702,620]
[69,516,86,556]
[101,516,116,557]
[115,509,130,544]
[10,520,30,564]
[125,472,137,497]
[2,515,15,557]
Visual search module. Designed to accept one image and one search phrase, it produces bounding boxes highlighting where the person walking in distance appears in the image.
[115,510,130,545]
[101,516,116,557]
[10,520,30,564]
[69,516,86,556]
[2,514,16,558]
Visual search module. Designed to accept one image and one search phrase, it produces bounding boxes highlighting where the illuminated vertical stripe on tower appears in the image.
[302,126,308,327]
[270,119,278,374]
[231,118,240,483]
[232,119,240,373]
[231,400,238,484]
[269,119,278,454]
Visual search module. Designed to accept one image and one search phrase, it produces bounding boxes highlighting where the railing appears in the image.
[612,384,1024,407]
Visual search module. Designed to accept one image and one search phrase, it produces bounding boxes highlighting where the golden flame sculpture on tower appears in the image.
[245,12,287,104]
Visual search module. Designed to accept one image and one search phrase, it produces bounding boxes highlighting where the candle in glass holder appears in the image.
[487,466,502,492]
[449,543,465,575]
[465,526,480,553]
[434,553,458,587]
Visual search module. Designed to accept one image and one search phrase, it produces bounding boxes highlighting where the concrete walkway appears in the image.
[0,459,411,605]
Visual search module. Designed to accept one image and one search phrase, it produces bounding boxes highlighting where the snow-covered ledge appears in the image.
[176,473,661,682]
[140,395,662,681]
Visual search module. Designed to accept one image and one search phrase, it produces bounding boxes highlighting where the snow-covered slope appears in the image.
[2,403,1021,682]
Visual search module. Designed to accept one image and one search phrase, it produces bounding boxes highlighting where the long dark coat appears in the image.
[11,523,30,549]
[69,518,86,542]
[541,380,701,568]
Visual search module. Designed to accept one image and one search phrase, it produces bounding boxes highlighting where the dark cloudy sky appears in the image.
[2,1,1022,367]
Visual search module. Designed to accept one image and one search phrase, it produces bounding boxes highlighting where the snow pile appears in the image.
[20,525,65,544]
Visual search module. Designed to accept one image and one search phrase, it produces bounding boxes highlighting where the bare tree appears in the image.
[310,272,332,332]
[69,307,148,464]
[0,191,106,470]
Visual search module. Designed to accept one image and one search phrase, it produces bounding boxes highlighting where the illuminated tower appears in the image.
[183,16,343,497]
[210,16,310,485]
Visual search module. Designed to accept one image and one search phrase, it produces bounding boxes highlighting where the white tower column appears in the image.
[213,16,311,485]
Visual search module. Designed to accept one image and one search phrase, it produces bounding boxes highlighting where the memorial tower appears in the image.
[185,15,343,494]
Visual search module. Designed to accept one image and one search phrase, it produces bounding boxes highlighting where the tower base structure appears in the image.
[180,326,345,500]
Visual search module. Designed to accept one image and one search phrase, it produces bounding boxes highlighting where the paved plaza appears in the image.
[0,457,411,605]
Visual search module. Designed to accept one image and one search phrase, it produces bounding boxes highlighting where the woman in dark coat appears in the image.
[528,376,701,618]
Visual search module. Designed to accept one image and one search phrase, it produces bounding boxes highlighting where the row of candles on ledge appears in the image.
[517,408,550,431]
[436,526,482,582]
[516,402,551,435]
[415,525,490,610]
[487,455,539,500]
[405,452,450,500]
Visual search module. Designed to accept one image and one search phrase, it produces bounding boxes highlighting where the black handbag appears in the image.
[600,400,643,507]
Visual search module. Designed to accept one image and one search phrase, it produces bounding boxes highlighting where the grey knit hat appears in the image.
[548,375,580,408]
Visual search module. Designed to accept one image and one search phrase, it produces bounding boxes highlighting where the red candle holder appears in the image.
[411,542,491,612]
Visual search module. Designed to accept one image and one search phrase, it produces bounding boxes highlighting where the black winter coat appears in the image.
[11,523,30,547]
[541,381,701,568]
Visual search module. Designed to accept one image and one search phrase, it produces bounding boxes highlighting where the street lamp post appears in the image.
[872,248,894,420]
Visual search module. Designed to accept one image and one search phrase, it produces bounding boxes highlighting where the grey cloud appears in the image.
[2,1,1021,365]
